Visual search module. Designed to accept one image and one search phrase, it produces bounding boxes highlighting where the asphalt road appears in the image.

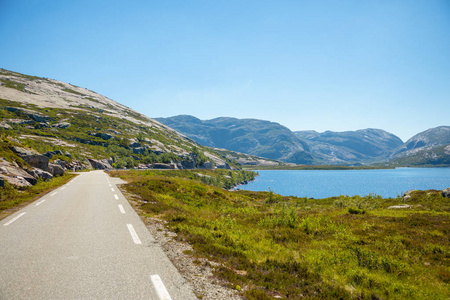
[0,170,197,299]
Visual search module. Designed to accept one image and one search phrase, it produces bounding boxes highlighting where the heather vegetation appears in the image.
[0,173,75,214]
[113,170,450,299]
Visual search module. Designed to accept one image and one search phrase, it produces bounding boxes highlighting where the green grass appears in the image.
[0,78,27,92]
[0,173,75,214]
[112,170,450,299]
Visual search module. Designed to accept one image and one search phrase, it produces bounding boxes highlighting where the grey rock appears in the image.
[0,122,12,130]
[48,163,65,176]
[43,152,53,158]
[53,150,64,156]
[128,138,141,148]
[88,158,113,170]
[442,188,450,198]
[27,168,53,181]
[10,146,39,157]
[22,155,50,171]
[52,122,71,129]
[387,204,411,209]
[216,162,231,169]
[402,190,416,202]
[65,151,72,159]
[0,160,36,186]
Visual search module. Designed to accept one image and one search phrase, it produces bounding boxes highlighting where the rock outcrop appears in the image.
[88,158,113,170]
[0,159,36,186]
[442,188,450,198]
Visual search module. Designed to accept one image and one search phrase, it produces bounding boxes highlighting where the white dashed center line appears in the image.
[114,194,119,200]
[50,192,57,197]
[111,188,115,192]
[34,199,46,206]
[151,274,172,300]
[3,212,26,226]
[118,204,125,214]
[127,224,142,244]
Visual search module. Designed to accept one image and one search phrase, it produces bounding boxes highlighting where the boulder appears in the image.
[27,168,53,181]
[442,188,450,198]
[88,158,113,170]
[216,162,231,169]
[48,163,65,176]
[53,150,64,156]
[10,146,39,157]
[22,155,49,171]
[43,151,54,158]
[402,190,416,202]
[52,122,71,129]
[0,160,36,186]
[128,138,141,148]
[65,151,72,159]
[387,204,411,209]
[0,174,32,187]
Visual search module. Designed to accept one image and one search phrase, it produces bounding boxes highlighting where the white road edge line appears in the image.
[3,212,26,226]
[35,199,46,206]
[114,194,119,200]
[118,204,125,214]
[151,274,172,300]
[127,224,142,245]
[60,187,66,190]
[50,192,57,197]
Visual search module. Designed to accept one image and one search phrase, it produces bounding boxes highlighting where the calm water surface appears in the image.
[239,168,450,198]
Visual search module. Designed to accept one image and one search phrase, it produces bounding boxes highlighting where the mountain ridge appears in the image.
[156,115,449,166]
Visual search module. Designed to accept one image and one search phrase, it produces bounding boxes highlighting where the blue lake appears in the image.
[238,168,450,199]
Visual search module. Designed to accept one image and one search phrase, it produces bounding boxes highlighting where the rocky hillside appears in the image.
[295,129,404,165]
[155,115,313,164]
[390,126,450,166]
[0,68,248,187]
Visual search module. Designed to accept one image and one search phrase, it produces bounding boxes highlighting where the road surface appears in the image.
[0,170,197,299]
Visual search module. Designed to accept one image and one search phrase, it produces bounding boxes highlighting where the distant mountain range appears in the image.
[156,115,450,166]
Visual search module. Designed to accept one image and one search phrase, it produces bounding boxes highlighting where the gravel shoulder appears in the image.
[119,186,244,300]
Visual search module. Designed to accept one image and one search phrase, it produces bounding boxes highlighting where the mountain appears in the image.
[156,115,407,165]
[0,68,252,187]
[295,129,404,165]
[390,126,450,166]
[155,115,314,164]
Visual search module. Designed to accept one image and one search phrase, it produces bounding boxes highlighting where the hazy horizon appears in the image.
[1,0,449,141]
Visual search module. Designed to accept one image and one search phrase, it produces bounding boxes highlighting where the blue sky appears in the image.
[1,0,449,141]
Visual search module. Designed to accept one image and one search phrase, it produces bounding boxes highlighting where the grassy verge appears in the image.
[112,170,449,299]
[0,173,76,218]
